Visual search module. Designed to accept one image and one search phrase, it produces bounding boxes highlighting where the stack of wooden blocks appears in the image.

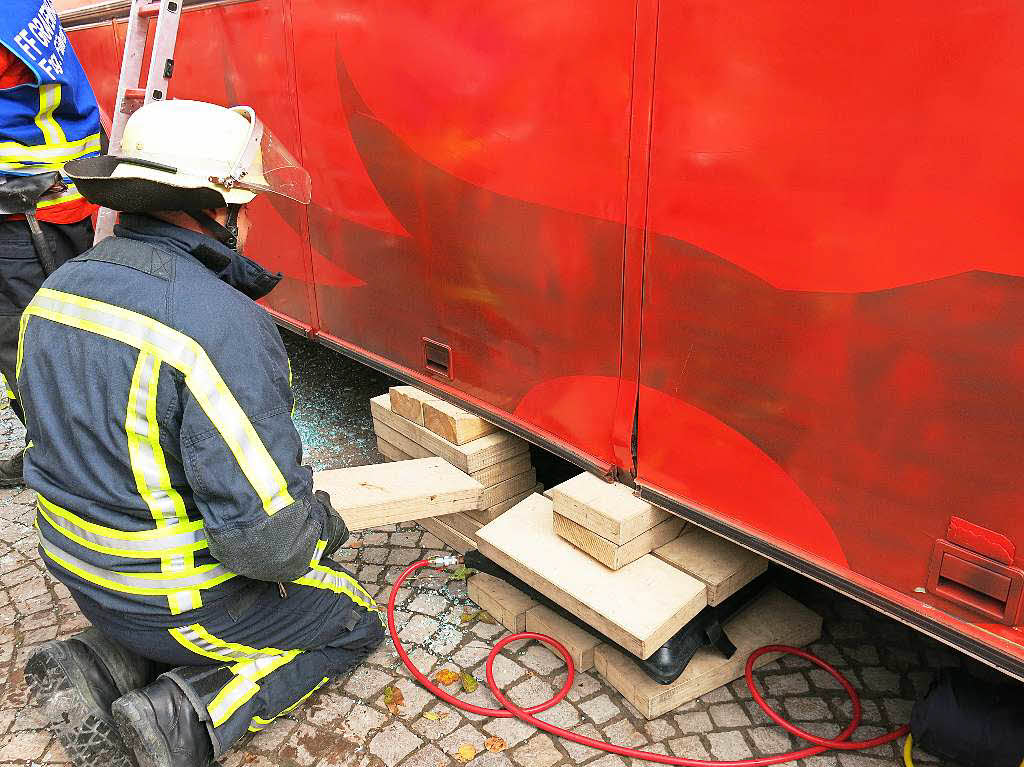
[371,386,542,552]
[470,475,823,719]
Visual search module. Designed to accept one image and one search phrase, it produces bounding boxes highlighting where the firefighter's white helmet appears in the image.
[66,99,311,212]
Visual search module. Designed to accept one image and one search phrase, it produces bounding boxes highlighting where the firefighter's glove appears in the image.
[315,489,350,558]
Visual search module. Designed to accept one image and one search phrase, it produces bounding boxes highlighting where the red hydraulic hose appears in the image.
[389,559,910,766]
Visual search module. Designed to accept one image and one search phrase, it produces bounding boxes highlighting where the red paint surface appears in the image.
[66,0,1024,668]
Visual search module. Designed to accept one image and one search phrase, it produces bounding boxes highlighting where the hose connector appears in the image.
[427,555,460,568]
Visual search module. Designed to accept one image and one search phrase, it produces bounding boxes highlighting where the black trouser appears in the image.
[0,218,94,424]
[71,561,387,757]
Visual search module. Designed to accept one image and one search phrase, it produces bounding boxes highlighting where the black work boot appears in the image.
[0,449,23,487]
[26,628,154,767]
[113,677,214,767]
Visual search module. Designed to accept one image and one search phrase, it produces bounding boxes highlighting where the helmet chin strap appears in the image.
[185,204,242,251]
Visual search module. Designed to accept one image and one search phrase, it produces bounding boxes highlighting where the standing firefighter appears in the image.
[0,0,101,484]
[19,99,386,767]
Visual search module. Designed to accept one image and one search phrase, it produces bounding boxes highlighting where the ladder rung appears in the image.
[138,1,170,20]
[123,88,145,101]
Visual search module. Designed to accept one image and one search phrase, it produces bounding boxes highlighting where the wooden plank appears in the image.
[465,484,543,524]
[653,527,769,606]
[313,458,483,530]
[467,573,538,633]
[476,494,707,659]
[418,516,476,555]
[548,473,671,545]
[594,588,821,718]
[374,422,434,460]
[525,605,602,672]
[422,399,497,444]
[553,513,686,570]
[440,511,484,543]
[375,425,532,486]
[371,395,528,473]
[388,386,440,425]
[376,437,414,463]
[480,469,537,509]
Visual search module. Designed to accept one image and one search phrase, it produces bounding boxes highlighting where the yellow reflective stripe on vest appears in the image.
[35,84,66,145]
[127,350,200,613]
[22,288,294,515]
[0,132,100,164]
[248,677,328,732]
[38,530,235,596]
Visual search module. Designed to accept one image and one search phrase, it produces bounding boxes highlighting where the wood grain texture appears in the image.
[480,469,538,509]
[388,386,440,425]
[374,426,532,486]
[548,472,671,545]
[313,458,482,530]
[525,605,602,671]
[422,399,497,444]
[439,511,484,543]
[465,484,543,524]
[653,527,769,606]
[418,516,476,554]
[371,395,528,473]
[476,494,707,659]
[553,513,686,570]
[468,573,538,633]
[594,588,821,718]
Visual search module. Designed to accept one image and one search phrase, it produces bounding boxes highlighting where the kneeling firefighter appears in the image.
[19,99,386,767]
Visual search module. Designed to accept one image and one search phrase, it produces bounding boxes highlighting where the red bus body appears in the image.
[61,0,1024,678]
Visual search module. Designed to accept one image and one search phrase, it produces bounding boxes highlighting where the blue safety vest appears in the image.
[0,0,100,209]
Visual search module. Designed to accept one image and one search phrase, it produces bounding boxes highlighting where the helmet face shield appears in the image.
[221,112,312,204]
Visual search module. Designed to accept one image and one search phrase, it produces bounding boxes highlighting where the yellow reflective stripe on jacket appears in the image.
[34,84,66,145]
[38,530,235,596]
[22,288,294,515]
[37,501,206,559]
[37,493,204,542]
[127,350,200,613]
[248,677,328,732]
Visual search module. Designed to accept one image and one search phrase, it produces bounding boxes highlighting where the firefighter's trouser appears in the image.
[70,558,387,756]
[0,218,93,423]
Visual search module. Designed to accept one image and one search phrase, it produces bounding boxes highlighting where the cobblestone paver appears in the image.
[0,337,976,767]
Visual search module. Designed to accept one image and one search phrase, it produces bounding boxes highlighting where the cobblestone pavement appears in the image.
[0,333,978,767]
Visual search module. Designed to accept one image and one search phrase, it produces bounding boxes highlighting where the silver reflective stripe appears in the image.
[37,502,204,555]
[208,677,260,727]
[128,352,181,524]
[39,535,233,593]
[27,289,293,514]
[174,627,270,662]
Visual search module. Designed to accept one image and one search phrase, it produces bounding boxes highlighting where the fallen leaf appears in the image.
[484,736,508,753]
[454,744,477,763]
[347,538,364,548]
[461,671,479,693]
[477,611,497,625]
[422,711,441,721]
[461,610,479,624]
[449,565,477,581]
[433,669,460,686]
[382,685,405,715]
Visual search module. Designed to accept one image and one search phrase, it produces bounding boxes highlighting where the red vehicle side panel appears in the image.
[637,0,1024,660]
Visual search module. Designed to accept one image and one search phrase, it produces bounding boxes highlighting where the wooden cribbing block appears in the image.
[476,494,707,658]
[374,429,532,487]
[554,513,685,570]
[480,469,537,509]
[440,511,483,542]
[371,395,527,473]
[388,386,440,425]
[548,473,671,545]
[654,527,769,606]
[313,458,483,530]
[467,573,538,633]
[423,399,497,445]
[525,605,602,672]
[466,484,543,524]
[374,421,434,459]
[419,516,476,554]
[594,588,821,718]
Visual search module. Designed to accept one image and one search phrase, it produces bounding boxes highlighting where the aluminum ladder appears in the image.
[93,0,182,243]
